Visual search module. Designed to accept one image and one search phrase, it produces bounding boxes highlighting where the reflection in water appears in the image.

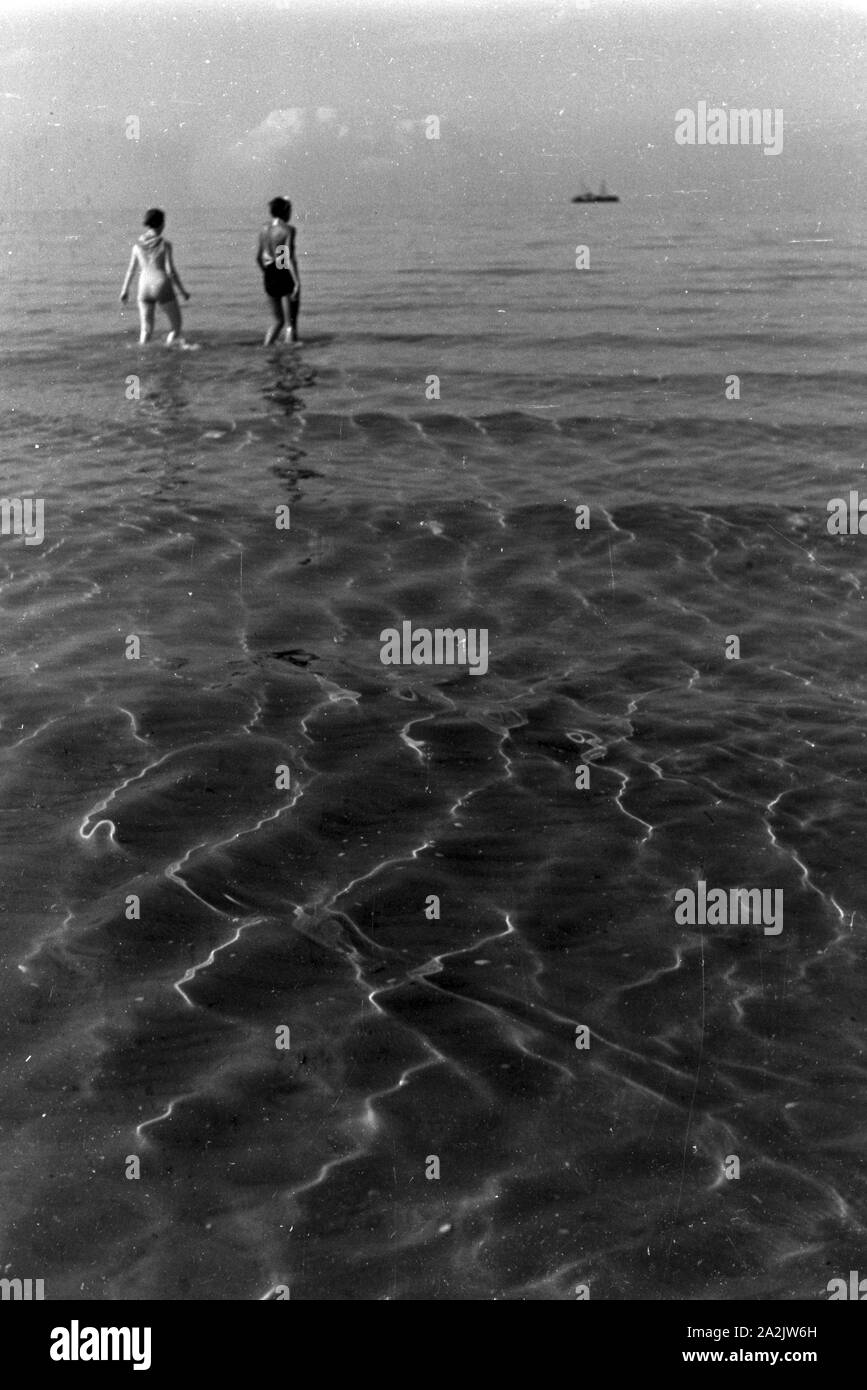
[142,354,194,425]
[260,351,319,498]
[139,356,201,500]
[260,349,316,419]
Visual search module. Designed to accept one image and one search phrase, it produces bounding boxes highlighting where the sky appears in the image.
[0,0,864,218]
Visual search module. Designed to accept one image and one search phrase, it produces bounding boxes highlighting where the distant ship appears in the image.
[571,182,619,204]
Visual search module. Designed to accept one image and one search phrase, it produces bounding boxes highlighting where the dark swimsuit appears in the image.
[263,262,297,301]
[260,223,297,300]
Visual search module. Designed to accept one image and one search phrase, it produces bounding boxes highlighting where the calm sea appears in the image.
[1,198,866,1299]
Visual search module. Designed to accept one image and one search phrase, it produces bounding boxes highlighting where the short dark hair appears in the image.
[143,207,165,230]
[269,196,291,220]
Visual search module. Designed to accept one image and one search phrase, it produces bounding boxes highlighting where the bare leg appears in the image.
[264,295,284,347]
[163,298,184,345]
[278,296,294,343]
[288,286,300,343]
[138,299,155,345]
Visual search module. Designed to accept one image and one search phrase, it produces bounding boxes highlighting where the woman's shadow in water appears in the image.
[141,353,193,427]
[134,352,202,499]
[260,349,322,501]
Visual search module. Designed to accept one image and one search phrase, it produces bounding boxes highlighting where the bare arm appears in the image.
[119,247,138,301]
[165,242,190,299]
[288,227,300,295]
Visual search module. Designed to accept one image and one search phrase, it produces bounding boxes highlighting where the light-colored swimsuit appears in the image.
[136,232,176,305]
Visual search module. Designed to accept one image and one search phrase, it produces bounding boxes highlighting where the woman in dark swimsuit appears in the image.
[256,196,300,346]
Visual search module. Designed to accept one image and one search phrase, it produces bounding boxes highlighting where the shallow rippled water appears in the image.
[1,201,866,1299]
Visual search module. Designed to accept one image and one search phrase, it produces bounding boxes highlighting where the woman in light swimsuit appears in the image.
[120,208,190,345]
[256,196,300,346]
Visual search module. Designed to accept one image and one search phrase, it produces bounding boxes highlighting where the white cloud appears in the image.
[229,107,354,163]
[231,107,306,160]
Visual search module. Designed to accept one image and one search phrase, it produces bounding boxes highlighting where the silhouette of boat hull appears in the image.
[571,193,619,203]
